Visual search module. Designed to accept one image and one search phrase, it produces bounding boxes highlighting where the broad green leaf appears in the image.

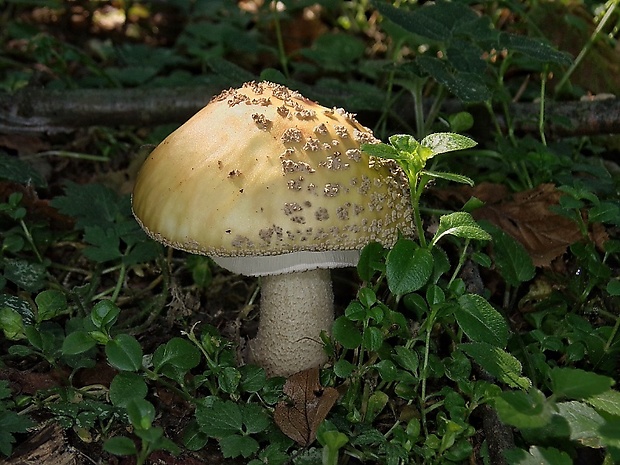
[432,212,491,246]
[363,326,384,352]
[499,32,572,66]
[239,365,267,393]
[126,399,155,430]
[459,342,531,389]
[375,1,478,41]
[0,307,25,340]
[393,346,419,374]
[242,403,270,434]
[482,222,535,286]
[504,446,572,465]
[455,294,508,348]
[586,389,620,416]
[556,401,604,448]
[420,132,477,156]
[62,331,96,355]
[152,337,201,373]
[219,434,259,459]
[109,372,148,408]
[599,417,620,451]
[196,398,243,437]
[90,300,120,331]
[361,142,401,161]
[105,334,143,372]
[0,152,47,187]
[218,366,241,394]
[332,316,362,349]
[422,170,474,186]
[493,389,552,429]
[103,436,138,456]
[35,290,67,322]
[386,239,433,295]
[356,241,386,282]
[550,367,614,400]
[3,258,46,293]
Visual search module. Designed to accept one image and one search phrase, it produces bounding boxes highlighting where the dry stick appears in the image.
[3,86,620,138]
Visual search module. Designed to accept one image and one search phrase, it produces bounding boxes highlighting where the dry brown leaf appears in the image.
[472,183,583,267]
[274,367,339,446]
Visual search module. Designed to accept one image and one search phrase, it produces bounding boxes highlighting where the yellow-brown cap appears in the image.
[132,81,413,276]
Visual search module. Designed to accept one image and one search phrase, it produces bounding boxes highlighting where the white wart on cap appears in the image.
[132,81,413,376]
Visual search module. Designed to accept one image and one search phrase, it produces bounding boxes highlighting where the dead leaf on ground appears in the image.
[274,367,339,446]
[433,183,584,267]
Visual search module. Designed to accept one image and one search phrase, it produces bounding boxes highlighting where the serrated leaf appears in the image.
[109,372,148,408]
[459,342,531,389]
[556,401,604,448]
[493,389,552,429]
[361,142,400,160]
[550,367,614,400]
[585,389,620,416]
[455,294,509,348]
[420,132,477,155]
[499,32,572,66]
[242,403,270,434]
[219,434,259,459]
[83,226,123,263]
[422,170,474,185]
[504,445,572,465]
[375,1,478,41]
[432,212,491,246]
[332,316,362,349]
[417,56,492,102]
[386,239,433,295]
[0,151,47,187]
[196,398,243,437]
[51,182,122,230]
[482,222,535,286]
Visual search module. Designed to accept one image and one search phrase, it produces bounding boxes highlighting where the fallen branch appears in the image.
[2,85,620,138]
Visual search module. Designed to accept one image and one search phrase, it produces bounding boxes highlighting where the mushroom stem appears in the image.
[249,269,334,377]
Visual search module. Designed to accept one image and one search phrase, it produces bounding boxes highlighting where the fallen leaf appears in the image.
[473,184,583,267]
[274,367,339,446]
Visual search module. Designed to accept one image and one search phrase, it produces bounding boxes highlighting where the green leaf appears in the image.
[459,342,531,389]
[482,222,535,287]
[35,290,67,322]
[504,446,572,465]
[195,398,243,438]
[455,294,509,348]
[83,226,123,263]
[51,182,123,230]
[218,366,241,394]
[239,365,267,393]
[493,389,552,429]
[152,337,201,373]
[361,142,400,160]
[90,300,120,332]
[393,346,419,374]
[242,403,270,434]
[3,258,46,293]
[375,1,478,41]
[103,436,138,456]
[363,326,384,352]
[420,132,477,156]
[550,367,614,400]
[585,389,620,416]
[356,242,386,282]
[219,434,259,459]
[109,372,148,408]
[432,212,491,246]
[0,151,46,186]
[0,307,25,340]
[332,316,362,349]
[62,331,96,355]
[126,399,155,430]
[386,239,433,295]
[422,170,474,186]
[556,401,605,448]
[105,334,143,372]
[499,32,572,66]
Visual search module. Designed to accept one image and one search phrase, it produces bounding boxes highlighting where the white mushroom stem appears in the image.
[248,269,334,377]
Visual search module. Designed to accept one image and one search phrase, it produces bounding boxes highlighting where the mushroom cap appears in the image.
[132,81,413,276]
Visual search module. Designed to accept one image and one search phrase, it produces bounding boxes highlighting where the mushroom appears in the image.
[131,81,413,377]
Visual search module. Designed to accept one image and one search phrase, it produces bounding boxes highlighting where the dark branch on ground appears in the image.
[2,86,620,138]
